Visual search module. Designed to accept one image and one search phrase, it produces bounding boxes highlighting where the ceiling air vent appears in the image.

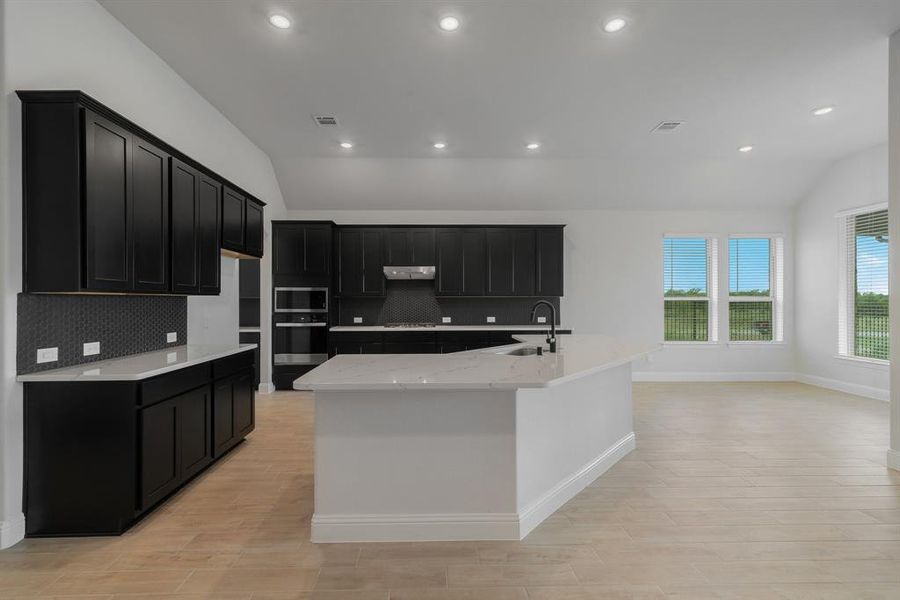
[652,121,684,133]
[313,115,338,126]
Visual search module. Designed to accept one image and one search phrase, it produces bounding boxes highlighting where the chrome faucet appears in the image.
[529,300,557,353]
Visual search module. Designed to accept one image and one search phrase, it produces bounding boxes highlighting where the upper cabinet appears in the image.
[535,226,565,296]
[383,228,435,266]
[336,228,385,297]
[272,221,333,287]
[486,228,535,296]
[435,228,486,296]
[17,91,265,295]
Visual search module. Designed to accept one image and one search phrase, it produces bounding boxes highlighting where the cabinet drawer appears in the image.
[140,364,210,407]
[213,350,255,379]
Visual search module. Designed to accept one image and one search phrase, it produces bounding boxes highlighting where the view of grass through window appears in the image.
[729,238,772,342]
[664,237,709,342]
[853,210,889,360]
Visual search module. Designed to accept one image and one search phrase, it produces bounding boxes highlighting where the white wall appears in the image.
[0,0,287,548]
[287,208,795,379]
[794,144,889,401]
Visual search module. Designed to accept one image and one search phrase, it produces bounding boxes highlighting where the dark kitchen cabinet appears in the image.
[383,228,435,266]
[24,349,255,536]
[132,138,170,292]
[222,187,264,259]
[486,228,535,296]
[213,369,255,458]
[18,90,265,295]
[436,228,486,296]
[171,159,221,295]
[337,228,384,296]
[382,332,438,354]
[83,110,133,291]
[328,332,384,356]
[536,226,565,296]
[273,221,333,287]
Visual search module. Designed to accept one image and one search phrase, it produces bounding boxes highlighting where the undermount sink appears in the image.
[497,346,540,356]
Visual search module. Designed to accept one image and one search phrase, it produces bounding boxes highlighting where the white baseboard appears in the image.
[633,371,795,382]
[258,382,275,394]
[518,432,636,538]
[887,449,900,472]
[0,514,25,549]
[795,373,889,402]
[311,512,520,543]
[311,432,637,543]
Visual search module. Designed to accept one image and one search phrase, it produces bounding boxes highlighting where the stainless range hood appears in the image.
[383,266,436,280]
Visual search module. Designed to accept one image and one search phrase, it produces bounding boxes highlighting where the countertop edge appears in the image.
[17,344,258,383]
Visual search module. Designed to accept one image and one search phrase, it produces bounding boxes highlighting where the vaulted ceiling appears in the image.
[100,0,900,210]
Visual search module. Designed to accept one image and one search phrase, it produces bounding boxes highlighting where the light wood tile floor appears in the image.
[2,382,899,599]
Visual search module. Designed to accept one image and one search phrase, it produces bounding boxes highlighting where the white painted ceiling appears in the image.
[99,0,900,210]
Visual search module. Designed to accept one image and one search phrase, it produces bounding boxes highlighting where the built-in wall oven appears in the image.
[273,287,329,366]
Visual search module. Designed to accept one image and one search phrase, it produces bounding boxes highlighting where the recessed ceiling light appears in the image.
[439,16,460,32]
[268,14,291,29]
[433,142,447,150]
[525,142,541,150]
[812,105,835,116]
[339,142,354,149]
[738,145,754,153]
[603,17,627,33]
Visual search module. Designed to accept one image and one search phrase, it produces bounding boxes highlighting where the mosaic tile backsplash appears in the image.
[338,280,561,326]
[17,294,187,374]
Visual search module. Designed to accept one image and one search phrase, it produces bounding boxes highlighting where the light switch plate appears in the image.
[537,316,547,324]
[442,317,452,324]
[486,316,496,323]
[167,332,177,343]
[36,347,58,364]
[353,317,363,324]
[83,341,100,356]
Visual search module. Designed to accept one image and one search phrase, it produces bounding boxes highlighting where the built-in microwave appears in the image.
[274,287,328,313]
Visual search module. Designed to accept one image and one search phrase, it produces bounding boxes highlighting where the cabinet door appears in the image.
[436,229,463,295]
[410,228,436,265]
[245,200,264,257]
[384,229,411,266]
[304,225,332,282]
[486,229,515,295]
[362,229,385,295]
[233,371,255,438]
[139,396,179,511]
[197,175,221,295]
[273,223,304,284]
[132,138,169,292]
[337,228,365,296]
[83,110,132,291]
[170,159,199,294]
[513,229,536,296]
[179,385,212,481]
[461,228,487,296]
[536,227,564,296]
[222,187,246,252]
[213,380,234,458]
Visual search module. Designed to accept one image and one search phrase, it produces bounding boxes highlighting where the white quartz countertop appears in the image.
[329,325,571,332]
[294,335,657,391]
[17,344,258,382]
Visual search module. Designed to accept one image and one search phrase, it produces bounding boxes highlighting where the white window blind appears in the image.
[663,237,716,342]
[838,206,889,361]
[728,237,783,342]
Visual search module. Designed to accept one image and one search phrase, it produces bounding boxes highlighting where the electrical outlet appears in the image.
[167,332,177,343]
[353,317,363,324]
[442,316,452,324]
[83,341,100,356]
[486,316,496,323]
[36,347,58,364]
[82,368,100,376]
[167,352,177,364]
[537,316,547,324]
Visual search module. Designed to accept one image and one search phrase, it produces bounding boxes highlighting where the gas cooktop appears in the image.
[384,322,437,328]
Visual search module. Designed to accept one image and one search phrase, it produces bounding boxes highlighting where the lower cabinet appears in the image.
[328,330,571,357]
[24,349,255,537]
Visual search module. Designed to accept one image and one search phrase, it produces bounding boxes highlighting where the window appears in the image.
[728,236,784,342]
[663,237,717,342]
[838,206,889,361]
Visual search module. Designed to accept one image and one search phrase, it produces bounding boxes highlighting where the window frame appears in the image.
[727,234,784,345]
[836,203,889,364]
[662,234,718,345]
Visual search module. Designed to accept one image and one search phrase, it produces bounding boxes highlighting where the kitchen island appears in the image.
[294,334,656,542]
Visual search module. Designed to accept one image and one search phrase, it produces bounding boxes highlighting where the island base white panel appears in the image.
[312,367,635,543]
